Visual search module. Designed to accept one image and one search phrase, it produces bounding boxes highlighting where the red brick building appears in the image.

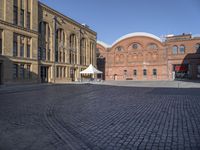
[96,32,200,80]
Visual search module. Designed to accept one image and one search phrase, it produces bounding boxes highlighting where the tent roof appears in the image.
[80,64,102,74]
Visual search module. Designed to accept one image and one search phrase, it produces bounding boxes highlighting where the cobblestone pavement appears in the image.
[0,84,200,150]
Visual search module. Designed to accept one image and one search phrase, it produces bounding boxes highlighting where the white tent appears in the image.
[80,64,103,82]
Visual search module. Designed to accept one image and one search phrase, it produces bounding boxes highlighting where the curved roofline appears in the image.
[112,32,162,46]
[97,41,110,48]
[97,32,162,48]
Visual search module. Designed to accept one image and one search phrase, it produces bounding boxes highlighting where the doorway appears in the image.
[40,66,49,83]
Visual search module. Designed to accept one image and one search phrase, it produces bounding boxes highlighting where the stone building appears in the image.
[0,0,97,85]
[97,32,200,81]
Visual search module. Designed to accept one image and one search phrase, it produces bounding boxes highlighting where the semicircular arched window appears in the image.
[116,46,123,52]
[132,43,142,50]
[179,45,185,54]
[172,45,178,54]
[147,43,158,50]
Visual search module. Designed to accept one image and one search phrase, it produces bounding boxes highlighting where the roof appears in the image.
[97,32,162,48]
[80,64,102,74]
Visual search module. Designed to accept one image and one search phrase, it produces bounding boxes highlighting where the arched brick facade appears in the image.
[97,32,200,81]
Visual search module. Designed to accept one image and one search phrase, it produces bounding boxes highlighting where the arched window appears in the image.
[69,34,77,64]
[147,43,158,50]
[90,42,95,64]
[172,46,178,54]
[116,46,123,52]
[39,22,51,61]
[195,43,200,53]
[179,45,185,54]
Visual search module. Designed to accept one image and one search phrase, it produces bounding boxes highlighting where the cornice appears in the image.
[0,19,38,35]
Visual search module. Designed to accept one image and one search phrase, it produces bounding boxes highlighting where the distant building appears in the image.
[0,0,97,85]
[97,32,200,80]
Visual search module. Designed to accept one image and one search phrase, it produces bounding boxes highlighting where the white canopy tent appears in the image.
[80,64,103,82]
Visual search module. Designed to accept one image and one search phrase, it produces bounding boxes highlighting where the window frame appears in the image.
[153,69,157,76]
[13,33,18,57]
[179,45,185,54]
[143,69,147,76]
[20,9,24,27]
[172,45,178,54]
[133,69,137,76]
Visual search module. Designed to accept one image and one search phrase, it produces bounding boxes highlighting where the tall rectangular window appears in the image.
[20,9,24,27]
[20,37,24,57]
[13,64,18,79]
[42,48,46,60]
[143,69,147,76]
[27,12,30,29]
[0,30,2,55]
[27,43,30,58]
[47,49,50,61]
[153,69,157,76]
[56,67,59,78]
[27,64,31,79]
[20,64,25,79]
[133,69,137,76]
[27,38,31,58]
[38,47,41,60]
[13,6,18,25]
[13,33,18,56]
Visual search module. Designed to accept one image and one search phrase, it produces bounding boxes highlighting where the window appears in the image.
[196,43,200,53]
[56,67,59,78]
[13,33,18,56]
[14,0,18,6]
[116,46,123,52]
[20,9,24,27]
[63,52,65,62]
[13,64,18,79]
[20,64,25,79]
[143,69,147,76]
[179,45,185,54]
[42,48,46,60]
[38,47,41,60]
[172,46,178,54]
[132,44,138,49]
[13,6,18,25]
[27,12,30,29]
[148,43,158,50]
[153,69,157,76]
[133,69,137,76]
[64,67,66,77]
[27,38,31,58]
[0,30,2,55]
[20,37,24,57]
[47,49,50,61]
[124,70,127,76]
[27,64,31,79]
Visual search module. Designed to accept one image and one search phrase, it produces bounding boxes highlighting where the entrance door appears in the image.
[0,63,2,84]
[41,66,49,83]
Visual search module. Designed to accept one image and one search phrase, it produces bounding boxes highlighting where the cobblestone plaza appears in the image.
[0,83,200,150]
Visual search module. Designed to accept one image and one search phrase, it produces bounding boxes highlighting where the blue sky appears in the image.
[40,0,200,44]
